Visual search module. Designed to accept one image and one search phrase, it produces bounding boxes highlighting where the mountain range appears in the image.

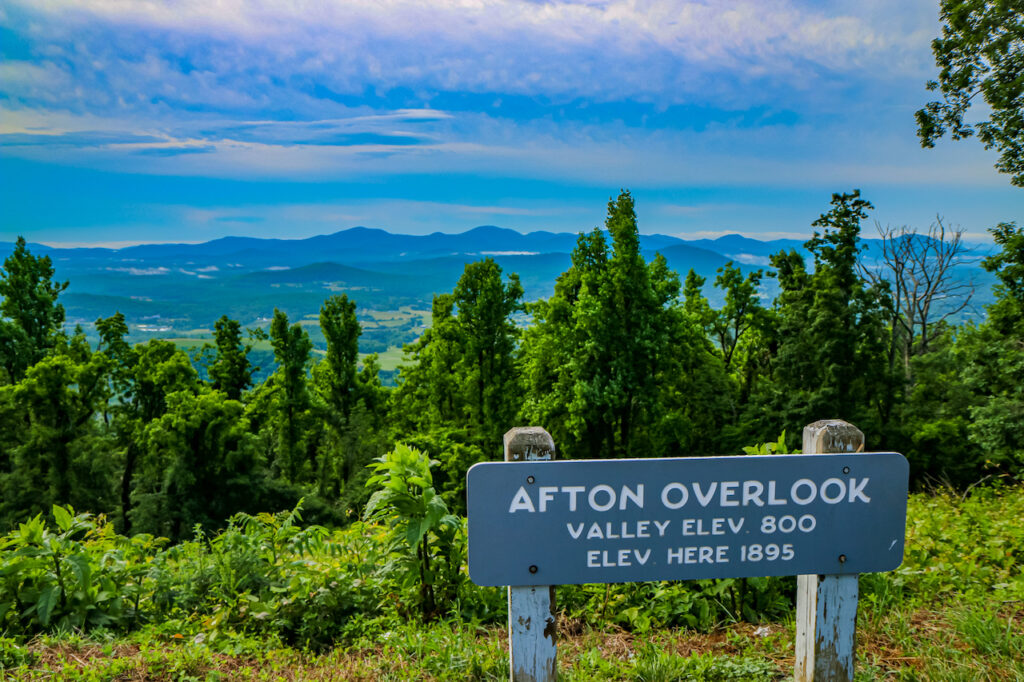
[3,226,995,365]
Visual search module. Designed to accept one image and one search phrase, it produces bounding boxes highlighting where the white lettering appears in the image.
[742,480,765,507]
[620,484,644,510]
[719,481,740,507]
[567,522,584,539]
[693,482,717,507]
[791,478,817,505]
[563,486,585,511]
[848,478,871,503]
[728,517,745,534]
[768,481,787,505]
[509,487,535,513]
[654,520,671,536]
[661,483,688,509]
[589,485,616,512]
[538,486,558,512]
[820,478,845,504]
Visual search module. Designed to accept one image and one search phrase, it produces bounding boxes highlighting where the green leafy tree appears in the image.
[134,389,259,541]
[752,191,892,444]
[208,316,254,401]
[522,191,730,459]
[0,335,116,528]
[312,296,388,501]
[955,222,1024,475]
[394,294,462,430]
[711,263,768,372]
[917,0,1024,186]
[317,295,361,424]
[267,309,315,483]
[452,259,524,445]
[99,332,199,533]
[0,237,69,382]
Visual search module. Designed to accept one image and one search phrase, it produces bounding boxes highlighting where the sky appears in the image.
[1,0,1021,247]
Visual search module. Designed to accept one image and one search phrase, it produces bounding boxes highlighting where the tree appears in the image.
[451,259,524,445]
[312,295,387,498]
[710,262,769,372]
[953,222,1024,475]
[134,389,259,541]
[317,295,361,424]
[754,191,892,442]
[917,0,1024,186]
[102,333,198,533]
[521,191,729,459]
[0,237,69,382]
[860,218,975,378]
[209,315,254,401]
[0,334,116,528]
[267,309,314,482]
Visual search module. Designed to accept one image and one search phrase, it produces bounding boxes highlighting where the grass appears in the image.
[362,345,407,372]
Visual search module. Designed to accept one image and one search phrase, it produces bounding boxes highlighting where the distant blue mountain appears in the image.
[0,226,993,344]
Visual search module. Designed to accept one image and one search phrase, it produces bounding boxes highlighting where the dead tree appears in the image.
[860,217,975,378]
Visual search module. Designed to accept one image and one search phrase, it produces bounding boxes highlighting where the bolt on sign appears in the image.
[467,453,908,587]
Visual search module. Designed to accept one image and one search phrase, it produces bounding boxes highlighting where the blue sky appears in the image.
[1,0,1021,246]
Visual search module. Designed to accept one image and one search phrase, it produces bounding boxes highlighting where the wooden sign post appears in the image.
[795,420,865,682]
[504,427,557,682]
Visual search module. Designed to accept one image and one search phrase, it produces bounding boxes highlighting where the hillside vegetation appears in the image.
[1,485,1021,679]
[1,189,1023,678]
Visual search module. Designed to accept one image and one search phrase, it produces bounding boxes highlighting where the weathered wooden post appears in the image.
[795,419,864,682]
[504,426,557,682]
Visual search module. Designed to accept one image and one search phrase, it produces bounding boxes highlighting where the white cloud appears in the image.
[4,0,934,112]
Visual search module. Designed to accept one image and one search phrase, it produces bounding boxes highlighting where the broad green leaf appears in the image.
[67,554,92,591]
[52,505,73,532]
[36,584,60,626]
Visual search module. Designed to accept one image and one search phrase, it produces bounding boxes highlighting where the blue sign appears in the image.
[467,453,908,587]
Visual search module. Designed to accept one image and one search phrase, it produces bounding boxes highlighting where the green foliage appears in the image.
[133,389,259,541]
[146,506,381,649]
[521,191,731,460]
[890,485,1024,602]
[741,431,796,456]
[0,505,160,637]
[363,443,463,621]
[208,315,254,401]
[0,336,118,528]
[751,191,892,447]
[266,308,315,483]
[0,237,69,383]
[628,644,778,682]
[917,0,1024,186]
[394,259,523,453]
[559,575,792,634]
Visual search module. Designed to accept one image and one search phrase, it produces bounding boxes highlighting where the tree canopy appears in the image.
[917,0,1024,186]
